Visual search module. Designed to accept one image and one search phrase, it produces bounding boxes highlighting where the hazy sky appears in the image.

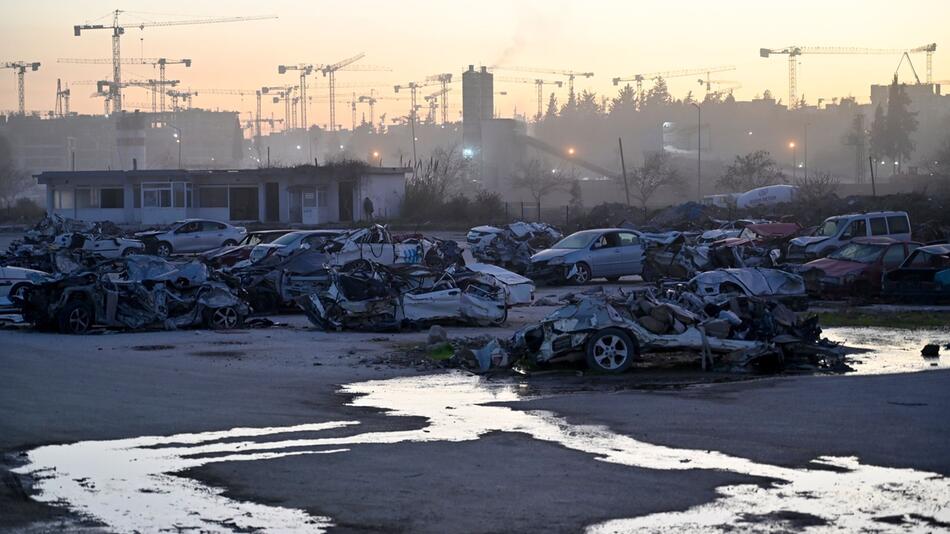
[3,0,948,127]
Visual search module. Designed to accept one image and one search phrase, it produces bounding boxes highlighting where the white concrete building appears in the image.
[36,165,407,226]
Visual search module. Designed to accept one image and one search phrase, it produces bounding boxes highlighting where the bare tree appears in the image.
[512,158,569,204]
[629,151,682,211]
[0,135,31,210]
[717,150,783,192]
[795,171,840,204]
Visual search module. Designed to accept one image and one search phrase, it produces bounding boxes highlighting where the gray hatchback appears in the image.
[528,228,646,284]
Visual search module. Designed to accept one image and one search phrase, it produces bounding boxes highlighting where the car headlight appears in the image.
[547,256,565,266]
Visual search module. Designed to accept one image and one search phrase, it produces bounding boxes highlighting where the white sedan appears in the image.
[0,266,50,313]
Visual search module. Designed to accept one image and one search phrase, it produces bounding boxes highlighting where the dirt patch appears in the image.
[190,350,244,358]
[131,344,175,351]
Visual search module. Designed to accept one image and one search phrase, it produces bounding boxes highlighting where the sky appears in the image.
[2,0,948,127]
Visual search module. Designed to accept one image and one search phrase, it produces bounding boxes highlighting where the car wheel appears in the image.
[222,239,237,247]
[57,300,95,335]
[585,328,637,374]
[205,306,242,330]
[156,241,173,258]
[121,247,138,257]
[571,263,592,285]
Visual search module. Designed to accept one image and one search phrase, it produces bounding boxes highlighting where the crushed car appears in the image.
[3,215,142,272]
[688,267,807,310]
[16,255,249,334]
[297,260,525,331]
[882,243,950,302]
[509,287,840,374]
[200,229,295,268]
[469,221,562,273]
[799,238,920,297]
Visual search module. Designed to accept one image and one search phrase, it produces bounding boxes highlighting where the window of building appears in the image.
[186,184,193,208]
[199,187,228,208]
[133,185,141,208]
[143,184,172,208]
[173,183,185,208]
[870,217,888,236]
[317,187,328,207]
[303,191,317,208]
[76,188,94,209]
[54,189,74,209]
[100,188,124,209]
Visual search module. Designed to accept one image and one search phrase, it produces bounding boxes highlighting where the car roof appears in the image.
[826,211,908,220]
[251,229,293,234]
[851,237,900,245]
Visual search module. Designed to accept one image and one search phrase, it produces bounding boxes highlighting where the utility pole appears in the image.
[618,138,631,206]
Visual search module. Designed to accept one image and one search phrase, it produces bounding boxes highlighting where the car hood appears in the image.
[803,258,867,278]
[790,235,830,248]
[530,248,574,262]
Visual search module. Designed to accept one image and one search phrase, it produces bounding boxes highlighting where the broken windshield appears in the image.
[828,243,884,263]
[552,231,598,250]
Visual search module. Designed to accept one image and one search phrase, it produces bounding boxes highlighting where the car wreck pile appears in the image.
[473,285,841,374]
[468,221,562,273]
[16,255,248,334]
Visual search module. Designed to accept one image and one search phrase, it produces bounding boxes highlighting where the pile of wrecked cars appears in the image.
[468,221,562,273]
[14,255,249,334]
[509,285,839,374]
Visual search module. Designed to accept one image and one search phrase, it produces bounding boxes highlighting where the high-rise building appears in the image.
[462,65,493,156]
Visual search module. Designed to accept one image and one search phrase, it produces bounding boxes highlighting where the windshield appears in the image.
[907,250,950,269]
[553,231,598,250]
[243,232,288,246]
[271,232,304,246]
[817,219,840,237]
[828,243,884,263]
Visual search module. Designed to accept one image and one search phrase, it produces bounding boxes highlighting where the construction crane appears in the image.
[612,66,735,98]
[320,53,364,132]
[84,78,181,112]
[60,57,191,114]
[55,79,71,117]
[278,64,315,130]
[425,73,453,124]
[73,10,275,113]
[262,85,294,132]
[495,76,563,121]
[357,91,403,131]
[759,44,936,109]
[393,81,431,124]
[492,66,593,95]
[165,89,197,112]
[423,87,451,124]
[2,61,41,115]
[697,78,741,94]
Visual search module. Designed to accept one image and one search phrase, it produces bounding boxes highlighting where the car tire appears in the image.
[57,299,95,335]
[121,247,137,257]
[571,263,592,285]
[585,328,637,374]
[222,239,237,247]
[204,306,243,330]
[156,241,173,258]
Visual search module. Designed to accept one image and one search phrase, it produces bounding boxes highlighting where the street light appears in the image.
[372,150,381,166]
[691,102,701,202]
[567,147,576,156]
[789,141,797,179]
[169,124,182,168]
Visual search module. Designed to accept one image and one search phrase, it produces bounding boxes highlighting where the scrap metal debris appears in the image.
[469,221,562,273]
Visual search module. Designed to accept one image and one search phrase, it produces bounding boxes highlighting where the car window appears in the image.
[618,232,640,246]
[843,219,867,239]
[817,219,839,237]
[883,245,906,267]
[200,221,221,232]
[303,234,331,247]
[906,251,950,269]
[272,232,304,246]
[176,222,198,234]
[553,231,597,249]
[828,243,885,263]
[887,215,910,234]
[869,217,888,236]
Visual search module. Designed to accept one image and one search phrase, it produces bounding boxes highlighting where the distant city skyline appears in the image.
[3,0,948,125]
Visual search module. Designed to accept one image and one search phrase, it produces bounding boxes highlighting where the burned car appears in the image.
[16,255,248,334]
[511,288,838,374]
[3,215,140,272]
[470,221,562,273]
[800,238,920,297]
[200,229,294,268]
[688,268,807,310]
[882,243,950,302]
[298,260,515,331]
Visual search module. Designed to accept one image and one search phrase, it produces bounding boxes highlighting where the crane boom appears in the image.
[2,61,41,115]
[492,66,593,95]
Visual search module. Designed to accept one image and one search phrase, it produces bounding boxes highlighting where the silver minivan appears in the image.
[786,211,911,261]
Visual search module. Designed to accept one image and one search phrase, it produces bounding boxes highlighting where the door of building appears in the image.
[228,187,259,221]
[264,182,279,222]
[338,181,354,222]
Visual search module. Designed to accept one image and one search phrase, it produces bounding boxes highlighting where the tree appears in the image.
[512,158,569,204]
[609,84,637,116]
[642,77,672,108]
[402,146,468,219]
[0,134,31,210]
[630,151,682,211]
[717,150,783,192]
[568,179,584,211]
[560,87,578,118]
[683,91,696,105]
[885,74,918,172]
[543,92,559,121]
[869,104,888,163]
[795,171,840,204]
[576,90,602,119]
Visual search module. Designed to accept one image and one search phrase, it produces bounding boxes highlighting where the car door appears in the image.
[617,231,644,275]
[173,222,201,252]
[587,232,623,277]
[202,221,228,249]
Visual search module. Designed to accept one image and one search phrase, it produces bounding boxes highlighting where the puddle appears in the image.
[825,327,948,374]
[16,365,950,532]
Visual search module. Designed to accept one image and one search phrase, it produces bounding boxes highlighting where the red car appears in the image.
[200,230,293,268]
[801,237,920,296]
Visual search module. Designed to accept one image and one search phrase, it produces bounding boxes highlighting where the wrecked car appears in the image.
[697,219,771,245]
[0,266,51,313]
[511,288,838,374]
[785,211,911,262]
[247,229,345,265]
[135,219,247,257]
[882,243,950,302]
[800,238,920,297]
[200,229,294,268]
[298,260,511,331]
[469,221,562,273]
[689,268,807,310]
[16,255,249,334]
[3,215,137,272]
[528,228,645,284]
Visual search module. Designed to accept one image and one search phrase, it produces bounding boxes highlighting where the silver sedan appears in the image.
[528,228,646,284]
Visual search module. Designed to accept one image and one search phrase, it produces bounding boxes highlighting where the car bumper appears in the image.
[527,263,570,283]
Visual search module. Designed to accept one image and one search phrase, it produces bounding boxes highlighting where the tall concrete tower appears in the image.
[462,65,493,156]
